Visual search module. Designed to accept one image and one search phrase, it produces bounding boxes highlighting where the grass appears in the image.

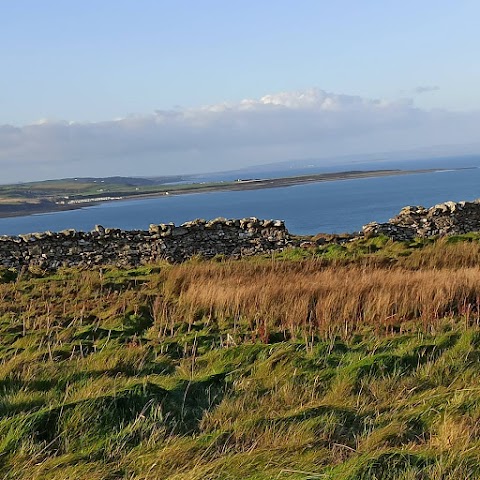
[2,235,480,478]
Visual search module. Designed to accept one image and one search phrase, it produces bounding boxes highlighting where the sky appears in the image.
[1,0,480,182]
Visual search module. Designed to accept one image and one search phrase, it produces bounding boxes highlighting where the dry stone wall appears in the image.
[5,198,480,270]
[0,218,289,270]
[363,199,480,241]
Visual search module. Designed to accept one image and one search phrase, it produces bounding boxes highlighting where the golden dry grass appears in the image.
[158,258,480,340]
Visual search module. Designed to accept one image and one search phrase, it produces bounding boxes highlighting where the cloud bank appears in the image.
[1,88,479,182]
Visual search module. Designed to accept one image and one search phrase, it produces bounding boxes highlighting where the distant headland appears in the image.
[0,167,471,219]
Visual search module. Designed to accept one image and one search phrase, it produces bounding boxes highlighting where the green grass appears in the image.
[2,238,480,478]
[3,315,480,479]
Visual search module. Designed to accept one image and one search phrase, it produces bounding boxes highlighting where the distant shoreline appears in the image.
[0,167,471,220]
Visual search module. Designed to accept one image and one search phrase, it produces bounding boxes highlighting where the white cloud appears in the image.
[0,87,479,182]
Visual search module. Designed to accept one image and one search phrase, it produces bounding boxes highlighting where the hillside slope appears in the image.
[1,236,480,479]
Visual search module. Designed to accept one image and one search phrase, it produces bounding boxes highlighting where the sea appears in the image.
[1,156,480,236]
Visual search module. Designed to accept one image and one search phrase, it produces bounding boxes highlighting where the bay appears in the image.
[0,165,479,236]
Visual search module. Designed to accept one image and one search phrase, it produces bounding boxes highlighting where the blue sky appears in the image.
[1,1,479,181]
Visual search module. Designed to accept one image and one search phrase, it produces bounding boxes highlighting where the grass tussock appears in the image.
[1,235,480,478]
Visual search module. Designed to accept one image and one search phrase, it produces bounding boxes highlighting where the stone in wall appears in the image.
[363,199,480,241]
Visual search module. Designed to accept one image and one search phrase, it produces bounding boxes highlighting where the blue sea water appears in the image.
[0,164,479,236]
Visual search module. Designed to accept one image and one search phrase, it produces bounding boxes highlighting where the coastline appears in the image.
[0,167,468,220]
